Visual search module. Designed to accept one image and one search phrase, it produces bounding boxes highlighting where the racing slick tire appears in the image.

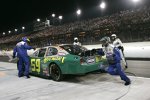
[49,63,63,81]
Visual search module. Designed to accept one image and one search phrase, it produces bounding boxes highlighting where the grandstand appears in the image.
[0,6,150,50]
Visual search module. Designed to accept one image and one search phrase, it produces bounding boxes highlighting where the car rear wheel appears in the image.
[49,63,63,81]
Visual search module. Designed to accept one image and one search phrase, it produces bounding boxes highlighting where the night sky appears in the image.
[0,0,149,33]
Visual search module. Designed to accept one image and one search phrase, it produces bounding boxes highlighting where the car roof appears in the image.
[42,44,74,49]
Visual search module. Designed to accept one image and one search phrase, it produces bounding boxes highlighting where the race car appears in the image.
[29,44,107,81]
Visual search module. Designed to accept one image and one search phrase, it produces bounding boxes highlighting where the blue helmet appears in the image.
[22,37,30,42]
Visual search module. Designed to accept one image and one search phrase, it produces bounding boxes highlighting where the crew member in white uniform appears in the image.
[73,37,81,46]
[111,34,128,68]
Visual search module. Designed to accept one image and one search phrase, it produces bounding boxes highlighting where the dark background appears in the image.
[0,0,149,33]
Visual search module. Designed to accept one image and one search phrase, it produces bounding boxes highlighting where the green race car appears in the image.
[29,44,107,81]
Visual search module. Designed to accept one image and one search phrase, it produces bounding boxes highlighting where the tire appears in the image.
[49,63,63,81]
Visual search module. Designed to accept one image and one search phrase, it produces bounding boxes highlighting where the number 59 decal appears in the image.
[31,59,41,73]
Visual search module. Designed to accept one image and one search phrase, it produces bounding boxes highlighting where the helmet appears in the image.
[111,34,117,38]
[100,36,111,44]
[22,37,30,42]
[74,37,78,41]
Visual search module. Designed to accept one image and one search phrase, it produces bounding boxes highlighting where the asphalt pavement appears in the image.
[0,61,150,100]
[1,56,150,100]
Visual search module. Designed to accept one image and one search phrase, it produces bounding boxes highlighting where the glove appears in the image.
[98,48,105,56]
[91,49,96,54]
[33,47,36,50]
[113,54,116,57]
[12,55,15,59]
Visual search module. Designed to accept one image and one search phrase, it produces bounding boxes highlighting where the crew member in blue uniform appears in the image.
[13,37,35,78]
[98,37,131,86]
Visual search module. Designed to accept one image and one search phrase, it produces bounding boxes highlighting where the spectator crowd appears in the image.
[1,6,150,50]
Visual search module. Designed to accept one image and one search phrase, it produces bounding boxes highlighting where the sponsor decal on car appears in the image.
[86,57,95,64]
[95,56,102,62]
[58,52,66,56]
[44,57,65,63]
[42,68,49,76]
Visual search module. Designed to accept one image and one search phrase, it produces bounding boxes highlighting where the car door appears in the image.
[30,48,47,75]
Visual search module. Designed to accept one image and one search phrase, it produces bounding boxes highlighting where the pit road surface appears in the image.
[0,61,150,100]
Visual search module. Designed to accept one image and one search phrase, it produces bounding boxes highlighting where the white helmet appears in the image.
[111,34,117,38]
[74,37,78,41]
[100,36,111,43]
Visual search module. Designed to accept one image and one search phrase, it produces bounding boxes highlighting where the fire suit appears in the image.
[13,41,33,77]
[112,38,128,68]
[98,44,130,85]
[73,41,81,46]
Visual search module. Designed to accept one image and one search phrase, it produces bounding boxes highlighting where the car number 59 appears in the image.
[31,59,41,73]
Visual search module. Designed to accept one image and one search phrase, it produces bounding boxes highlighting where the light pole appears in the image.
[58,15,63,24]
[99,2,106,16]
[52,13,55,25]
[15,29,18,34]
[76,9,81,20]
[22,26,25,33]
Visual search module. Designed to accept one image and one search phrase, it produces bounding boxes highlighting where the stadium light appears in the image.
[15,29,18,32]
[22,26,25,30]
[52,13,56,25]
[100,2,106,9]
[132,0,140,3]
[3,32,5,35]
[8,31,11,34]
[58,15,63,20]
[58,15,63,24]
[52,13,55,18]
[76,9,81,15]
[37,18,41,22]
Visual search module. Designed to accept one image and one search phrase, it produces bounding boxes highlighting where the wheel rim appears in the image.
[50,64,60,80]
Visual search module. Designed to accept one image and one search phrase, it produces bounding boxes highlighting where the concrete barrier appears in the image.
[1,42,150,58]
